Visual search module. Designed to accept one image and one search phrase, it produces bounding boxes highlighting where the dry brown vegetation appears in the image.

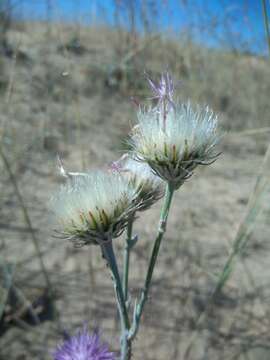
[0,21,270,359]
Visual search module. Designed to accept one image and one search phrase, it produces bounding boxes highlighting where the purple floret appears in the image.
[53,326,116,360]
[146,71,175,106]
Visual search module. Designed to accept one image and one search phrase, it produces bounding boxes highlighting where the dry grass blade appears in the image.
[230,127,270,137]
[0,145,65,333]
[183,142,270,359]
[0,145,52,295]
[0,260,14,321]
[262,0,270,54]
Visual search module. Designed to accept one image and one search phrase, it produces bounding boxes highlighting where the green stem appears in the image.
[123,216,134,302]
[129,182,175,340]
[101,241,131,360]
[120,337,132,360]
[102,241,130,329]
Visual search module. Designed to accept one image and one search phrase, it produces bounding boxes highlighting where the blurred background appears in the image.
[0,1,270,359]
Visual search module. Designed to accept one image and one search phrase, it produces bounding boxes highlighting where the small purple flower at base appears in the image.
[53,326,116,360]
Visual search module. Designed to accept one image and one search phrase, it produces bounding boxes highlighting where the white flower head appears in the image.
[129,101,220,188]
[50,170,139,246]
[112,154,164,211]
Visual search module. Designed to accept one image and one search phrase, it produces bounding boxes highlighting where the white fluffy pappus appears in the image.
[50,170,139,246]
[129,101,221,188]
[118,155,164,211]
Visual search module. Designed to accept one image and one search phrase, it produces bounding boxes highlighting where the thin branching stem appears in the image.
[123,215,134,302]
[129,181,175,340]
[101,240,131,360]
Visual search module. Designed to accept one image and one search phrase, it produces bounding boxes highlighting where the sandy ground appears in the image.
[0,23,270,360]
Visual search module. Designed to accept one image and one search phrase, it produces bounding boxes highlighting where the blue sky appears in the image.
[16,0,268,54]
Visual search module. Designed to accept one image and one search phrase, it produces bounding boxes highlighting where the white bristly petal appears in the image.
[129,101,220,187]
[120,156,164,210]
[50,170,138,245]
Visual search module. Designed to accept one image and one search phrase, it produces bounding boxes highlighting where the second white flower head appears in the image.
[51,170,138,246]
